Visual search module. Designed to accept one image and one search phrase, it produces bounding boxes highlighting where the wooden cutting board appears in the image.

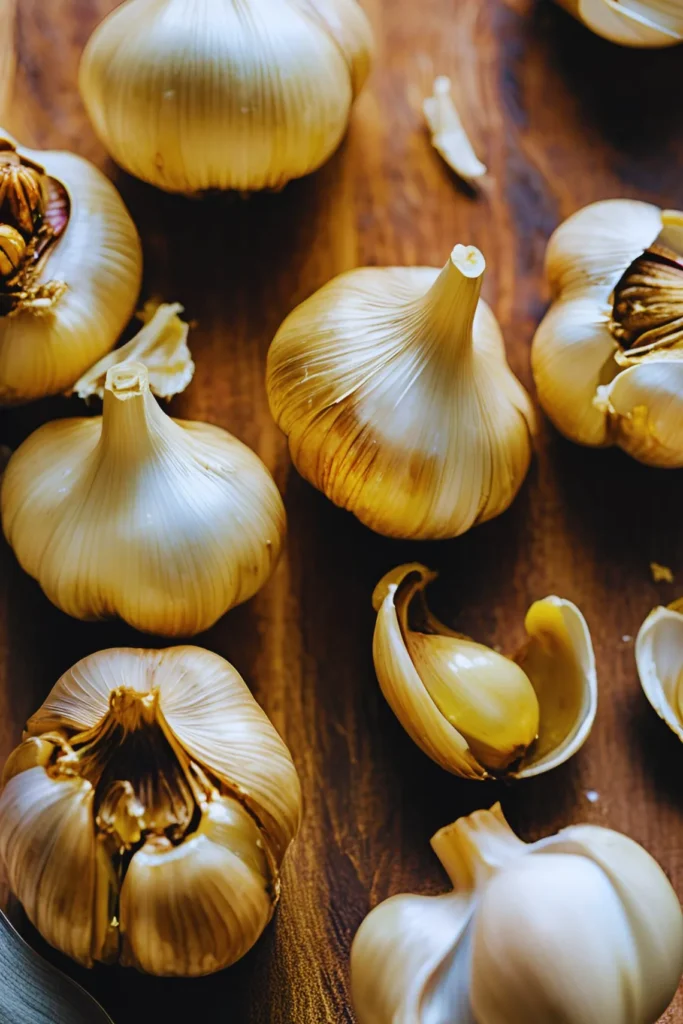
[1,0,683,1020]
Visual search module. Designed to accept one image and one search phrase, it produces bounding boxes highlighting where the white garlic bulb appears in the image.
[0,646,302,976]
[79,0,373,195]
[0,132,142,404]
[351,803,683,1024]
[267,245,536,540]
[636,601,683,741]
[555,0,682,47]
[1,361,285,636]
[532,200,683,467]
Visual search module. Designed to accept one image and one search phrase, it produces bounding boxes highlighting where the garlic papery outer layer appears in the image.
[267,245,535,540]
[79,0,373,195]
[423,77,487,184]
[532,200,683,467]
[635,602,683,740]
[0,132,142,404]
[1,361,285,636]
[351,803,683,1024]
[554,0,683,46]
[0,646,302,976]
[372,564,597,780]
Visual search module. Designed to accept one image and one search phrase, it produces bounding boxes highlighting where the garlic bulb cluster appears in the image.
[79,0,373,195]
[351,803,683,1024]
[636,601,683,741]
[0,646,302,976]
[1,361,285,636]
[532,200,683,467]
[0,133,142,404]
[372,564,597,779]
[267,245,535,540]
[555,0,683,47]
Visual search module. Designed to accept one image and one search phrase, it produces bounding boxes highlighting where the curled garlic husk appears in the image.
[423,76,487,184]
[532,200,683,467]
[1,360,285,636]
[351,803,683,1024]
[0,646,302,976]
[372,563,597,779]
[79,0,373,195]
[554,0,683,46]
[0,133,142,404]
[635,601,683,741]
[267,245,535,540]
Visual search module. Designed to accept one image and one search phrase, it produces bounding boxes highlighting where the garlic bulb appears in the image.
[635,601,683,741]
[554,0,682,47]
[372,563,597,779]
[267,245,535,540]
[0,133,142,404]
[79,0,373,195]
[1,361,285,636]
[532,200,683,467]
[351,803,683,1024]
[0,646,302,976]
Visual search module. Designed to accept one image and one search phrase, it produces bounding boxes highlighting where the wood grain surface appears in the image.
[2,1,683,1021]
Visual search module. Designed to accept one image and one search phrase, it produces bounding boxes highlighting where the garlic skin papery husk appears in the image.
[1,361,285,636]
[79,0,373,195]
[532,200,683,467]
[0,646,302,976]
[0,133,142,404]
[635,602,683,741]
[423,77,487,184]
[372,563,597,780]
[554,0,682,46]
[351,803,683,1024]
[267,245,535,540]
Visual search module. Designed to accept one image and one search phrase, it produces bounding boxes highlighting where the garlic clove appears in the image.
[72,302,194,400]
[423,76,487,184]
[555,0,683,46]
[635,604,683,740]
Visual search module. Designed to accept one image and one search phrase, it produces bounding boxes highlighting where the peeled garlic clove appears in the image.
[79,0,373,195]
[554,0,682,47]
[636,604,683,740]
[423,76,487,184]
[0,133,142,405]
[1,361,285,635]
[372,564,596,780]
[267,244,535,540]
[596,356,683,467]
[351,804,683,1024]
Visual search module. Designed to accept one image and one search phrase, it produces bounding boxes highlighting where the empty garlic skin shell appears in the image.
[0,132,142,404]
[554,0,682,47]
[532,200,683,467]
[351,803,683,1024]
[1,361,285,636]
[636,603,683,741]
[79,0,373,194]
[267,245,535,540]
[372,563,597,780]
[0,646,302,976]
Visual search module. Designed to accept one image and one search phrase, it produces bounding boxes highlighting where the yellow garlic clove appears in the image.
[79,0,373,195]
[554,0,683,47]
[371,563,597,780]
[636,603,683,740]
[0,225,26,278]
[267,244,535,540]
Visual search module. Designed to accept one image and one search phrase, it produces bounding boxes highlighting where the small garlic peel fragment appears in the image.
[423,76,487,183]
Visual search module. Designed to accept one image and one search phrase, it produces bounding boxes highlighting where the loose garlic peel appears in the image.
[554,0,683,47]
[267,245,535,540]
[423,77,487,184]
[1,361,285,636]
[0,132,142,404]
[532,200,683,466]
[635,603,683,741]
[372,564,597,780]
[0,647,302,976]
[79,0,373,195]
[351,803,683,1024]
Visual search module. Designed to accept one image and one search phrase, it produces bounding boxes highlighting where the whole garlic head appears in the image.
[0,133,142,404]
[267,245,536,540]
[372,564,597,780]
[351,803,683,1024]
[0,646,302,976]
[79,0,373,194]
[554,0,683,47]
[1,361,285,636]
[532,200,683,467]
[636,601,683,741]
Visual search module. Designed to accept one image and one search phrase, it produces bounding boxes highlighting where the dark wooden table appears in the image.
[2,1,683,1021]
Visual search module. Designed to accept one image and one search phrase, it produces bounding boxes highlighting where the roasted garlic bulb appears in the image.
[267,245,535,540]
[372,564,597,779]
[555,0,683,46]
[0,133,142,404]
[532,200,683,467]
[636,601,683,742]
[1,361,285,636]
[352,803,683,1024]
[79,0,373,194]
[0,646,302,976]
